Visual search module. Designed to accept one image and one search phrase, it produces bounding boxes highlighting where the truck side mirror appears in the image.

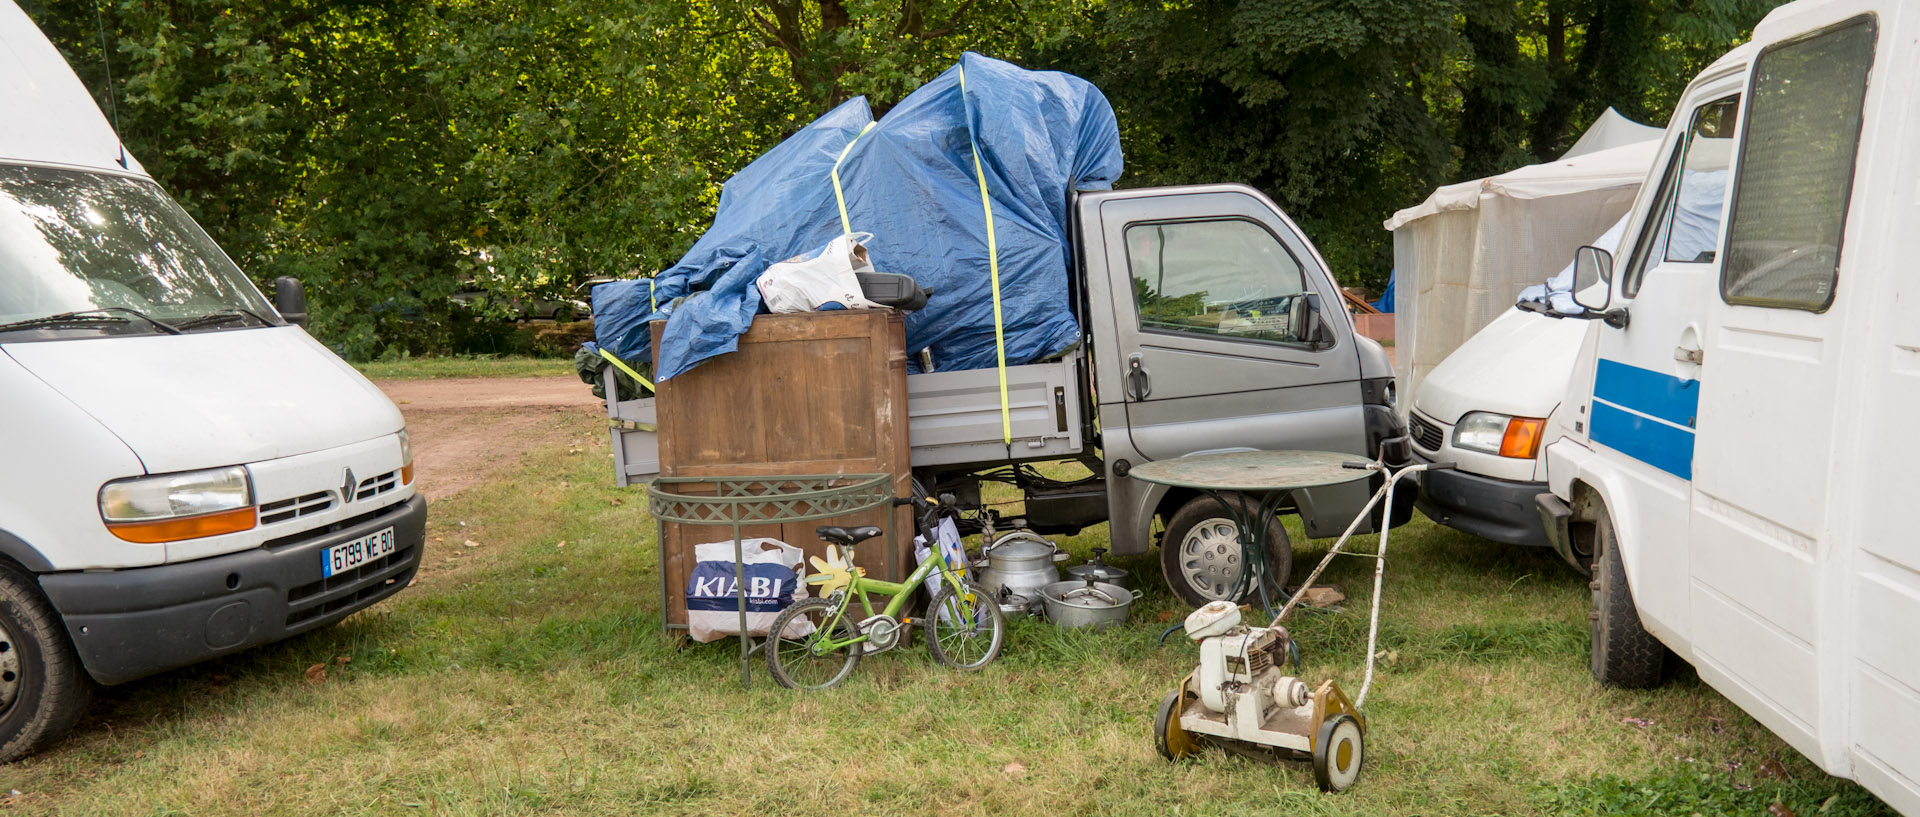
[1571,246,1612,311]
[273,276,309,329]
[1292,292,1332,348]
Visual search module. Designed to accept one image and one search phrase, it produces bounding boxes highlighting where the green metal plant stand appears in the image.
[646,473,894,687]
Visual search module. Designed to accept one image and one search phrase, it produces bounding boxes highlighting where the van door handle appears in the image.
[1126,353,1152,400]
[1674,346,1703,365]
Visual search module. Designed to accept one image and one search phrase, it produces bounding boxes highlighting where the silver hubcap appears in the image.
[0,617,19,712]
[1179,517,1253,600]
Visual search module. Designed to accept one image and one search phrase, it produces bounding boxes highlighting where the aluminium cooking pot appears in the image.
[1038,576,1143,630]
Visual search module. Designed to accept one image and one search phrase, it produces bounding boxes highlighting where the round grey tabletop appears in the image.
[1125,450,1373,492]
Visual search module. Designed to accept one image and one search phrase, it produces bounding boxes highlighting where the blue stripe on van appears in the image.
[1591,401,1694,480]
[1593,358,1699,429]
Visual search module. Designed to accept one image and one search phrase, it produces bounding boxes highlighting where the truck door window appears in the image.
[1125,219,1310,345]
[1622,95,1739,297]
[1721,15,1877,312]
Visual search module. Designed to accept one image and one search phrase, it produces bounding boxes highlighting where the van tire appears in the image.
[1590,511,1668,688]
[0,562,90,763]
[1160,494,1291,608]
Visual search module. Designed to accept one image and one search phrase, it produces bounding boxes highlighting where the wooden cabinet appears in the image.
[651,310,913,631]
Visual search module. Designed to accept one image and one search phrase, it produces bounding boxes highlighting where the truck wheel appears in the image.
[1590,510,1668,688]
[1160,494,1291,607]
[0,563,90,762]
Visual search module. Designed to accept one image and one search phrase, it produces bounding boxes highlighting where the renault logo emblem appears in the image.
[341,468,357,503]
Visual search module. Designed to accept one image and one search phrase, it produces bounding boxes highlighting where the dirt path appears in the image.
[375,376,601,500]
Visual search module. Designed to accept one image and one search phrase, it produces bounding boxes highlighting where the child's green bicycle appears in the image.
[765,498,1005,689]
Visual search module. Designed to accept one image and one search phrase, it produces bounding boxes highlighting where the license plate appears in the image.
[323,527,396,577]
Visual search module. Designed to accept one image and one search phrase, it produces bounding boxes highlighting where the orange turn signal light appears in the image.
[401,462,415,485]
[106,507,258,544]
[1499,418,1547,459]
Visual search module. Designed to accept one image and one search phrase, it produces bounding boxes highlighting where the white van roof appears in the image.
[0,0,147,176]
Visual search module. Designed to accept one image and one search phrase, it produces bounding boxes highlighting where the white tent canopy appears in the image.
[1385,110,1663,403]
[1560,107,1664,159]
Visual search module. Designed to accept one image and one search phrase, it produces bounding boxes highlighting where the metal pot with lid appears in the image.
[1065,547,1131,590]
[1038,575,1143,630]
[976,530,1066,605]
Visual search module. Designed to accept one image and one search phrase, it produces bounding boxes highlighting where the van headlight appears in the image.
[1453,412,1548,459]
[100,466,256,543]
[398,428,414,485]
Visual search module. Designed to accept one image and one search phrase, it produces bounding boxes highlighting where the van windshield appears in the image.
[0,164,277,336]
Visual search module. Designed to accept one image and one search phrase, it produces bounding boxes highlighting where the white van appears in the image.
[0,2,423,760]
[1410,300,1588,546]
[1539,2,1920,811]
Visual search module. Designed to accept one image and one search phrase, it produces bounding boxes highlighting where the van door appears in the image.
[1686,15,1877,761]
[1087,187,1363,465]
[1838,11,1920,806]
[1583,74,1744,644]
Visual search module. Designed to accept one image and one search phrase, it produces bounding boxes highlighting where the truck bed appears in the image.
[606,349,1086,487]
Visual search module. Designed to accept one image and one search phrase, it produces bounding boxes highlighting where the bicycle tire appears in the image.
[766,597,862,690]
[923,579,1004,671]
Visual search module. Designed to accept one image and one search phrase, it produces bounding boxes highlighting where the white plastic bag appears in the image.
[914,517,970,621]
[756,232,884,313]
[685,538,812,643]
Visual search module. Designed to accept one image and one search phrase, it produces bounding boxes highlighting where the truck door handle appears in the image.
[1675,346,1703,365]
[1126,353,1152,400]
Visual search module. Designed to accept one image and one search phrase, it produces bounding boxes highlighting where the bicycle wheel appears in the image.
[765,597,862,690]
[923,579,1004,671]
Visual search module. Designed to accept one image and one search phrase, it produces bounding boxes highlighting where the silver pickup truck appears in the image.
[609,183,1409,604]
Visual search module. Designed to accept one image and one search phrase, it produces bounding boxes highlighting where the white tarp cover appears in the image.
[1384,115,1661,403]
[0,1,143,177]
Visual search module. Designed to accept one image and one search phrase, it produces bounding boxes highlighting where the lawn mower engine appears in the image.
[1154,600,1367,793]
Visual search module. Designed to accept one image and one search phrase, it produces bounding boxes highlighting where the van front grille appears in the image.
[1411,414,1445,452]
[260,491,333,525]
[354,469,401,501]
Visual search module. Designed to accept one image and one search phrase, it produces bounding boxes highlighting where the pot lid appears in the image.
[1066,549,1128,582]
[1045,578,1129,609]
[998,592,1033,612]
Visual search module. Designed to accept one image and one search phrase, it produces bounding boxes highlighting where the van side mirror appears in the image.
[273,277,309,329]
[1569,247,1630,329]
[1571,246,1612,310]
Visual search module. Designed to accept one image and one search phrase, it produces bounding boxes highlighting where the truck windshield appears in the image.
[0,164,276,335]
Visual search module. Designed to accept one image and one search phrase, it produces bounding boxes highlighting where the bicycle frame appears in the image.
[807,546,976,652]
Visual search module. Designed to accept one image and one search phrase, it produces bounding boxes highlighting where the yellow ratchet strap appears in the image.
[958,65,1012,444]
[832,121,877,235]
[599,347,655,393]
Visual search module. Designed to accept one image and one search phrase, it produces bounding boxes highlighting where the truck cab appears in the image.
[1073,184,1404,604]
[1539,3,1920,811]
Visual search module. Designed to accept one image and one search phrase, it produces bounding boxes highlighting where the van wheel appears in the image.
[0,563,90,762]
[1160,494,1291,607]
[1590,511,1668,688]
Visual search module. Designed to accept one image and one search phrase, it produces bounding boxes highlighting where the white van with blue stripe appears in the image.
[1538,2,1920,812]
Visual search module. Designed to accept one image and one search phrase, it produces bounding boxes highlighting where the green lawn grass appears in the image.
[353,355,574,380]
[4,403,1894,815]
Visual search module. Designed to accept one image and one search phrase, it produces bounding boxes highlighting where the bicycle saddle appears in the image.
[815,525,883,547]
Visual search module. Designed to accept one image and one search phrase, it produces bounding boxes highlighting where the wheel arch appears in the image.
[0,530,55,575]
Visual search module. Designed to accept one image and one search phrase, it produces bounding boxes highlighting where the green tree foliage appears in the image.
[1045,0,1779,291]
[23,0,1780,354]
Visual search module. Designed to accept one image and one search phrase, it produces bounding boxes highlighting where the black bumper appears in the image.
[1413,457,1550,547]
[39,495,426,686]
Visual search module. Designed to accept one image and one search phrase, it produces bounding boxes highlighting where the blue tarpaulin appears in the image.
[593,52,1123,380]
